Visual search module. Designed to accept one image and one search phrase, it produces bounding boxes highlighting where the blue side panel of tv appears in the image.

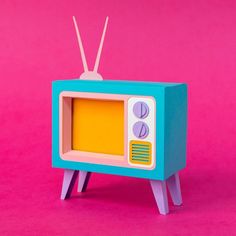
[52,79,187,180]
[164,86,188,178]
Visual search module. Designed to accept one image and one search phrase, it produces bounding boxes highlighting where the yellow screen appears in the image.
[72,98,124,155]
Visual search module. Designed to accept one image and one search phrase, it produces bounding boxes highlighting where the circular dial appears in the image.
[133,102,149,119]
[133,121,149,139]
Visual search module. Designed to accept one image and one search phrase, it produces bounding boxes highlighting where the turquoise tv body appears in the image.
[52,79,187,181]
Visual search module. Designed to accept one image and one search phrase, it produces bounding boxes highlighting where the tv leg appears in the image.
[78,171,91,192]
[61,169,78,200]
[150,180,169,215]
[166,172,182,206]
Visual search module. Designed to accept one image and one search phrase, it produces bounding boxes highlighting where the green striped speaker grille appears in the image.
[129,141,152,165]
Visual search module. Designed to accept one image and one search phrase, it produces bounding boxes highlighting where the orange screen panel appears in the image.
[72,98,124,155]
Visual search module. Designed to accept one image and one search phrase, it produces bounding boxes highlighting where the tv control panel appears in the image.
[127,97,156,168]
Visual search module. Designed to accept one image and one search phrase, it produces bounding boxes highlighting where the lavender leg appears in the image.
[166,172,182,206]
[78,171,91,192]
[150,180,169,215]
[61,169,78,200]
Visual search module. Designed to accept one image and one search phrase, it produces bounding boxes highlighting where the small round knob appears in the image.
[133,102,149,119]
[133,121,149,139]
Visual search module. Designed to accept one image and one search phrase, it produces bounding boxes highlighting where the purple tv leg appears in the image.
[150,180,169,215]
[166,172,182,206]
[78,171,91,192]
[150,172,182,214]
[61,169,79,200]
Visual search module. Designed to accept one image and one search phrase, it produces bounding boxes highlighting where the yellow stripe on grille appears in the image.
[129,140,152,165]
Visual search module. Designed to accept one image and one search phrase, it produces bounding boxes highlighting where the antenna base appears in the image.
[80,71,103,81]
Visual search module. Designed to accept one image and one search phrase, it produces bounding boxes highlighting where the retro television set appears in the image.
[52,17,187,215]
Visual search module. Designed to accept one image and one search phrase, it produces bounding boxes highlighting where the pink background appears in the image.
[0,0,236,235]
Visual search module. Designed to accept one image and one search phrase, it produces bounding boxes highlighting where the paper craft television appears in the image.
[52,16,187,215]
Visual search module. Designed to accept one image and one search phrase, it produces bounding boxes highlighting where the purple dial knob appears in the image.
[133,102,149,119]
[133,121,149,139]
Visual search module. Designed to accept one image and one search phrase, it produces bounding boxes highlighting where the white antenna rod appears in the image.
[93,16,109,72]
[73,16,88,72]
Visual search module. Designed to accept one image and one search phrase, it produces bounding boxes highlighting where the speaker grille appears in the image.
[129,141,152,165]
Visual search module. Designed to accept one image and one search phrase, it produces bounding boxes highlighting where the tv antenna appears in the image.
[73,16,109,81]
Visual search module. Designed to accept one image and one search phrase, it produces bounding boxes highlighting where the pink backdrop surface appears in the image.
[0,0,236,235]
